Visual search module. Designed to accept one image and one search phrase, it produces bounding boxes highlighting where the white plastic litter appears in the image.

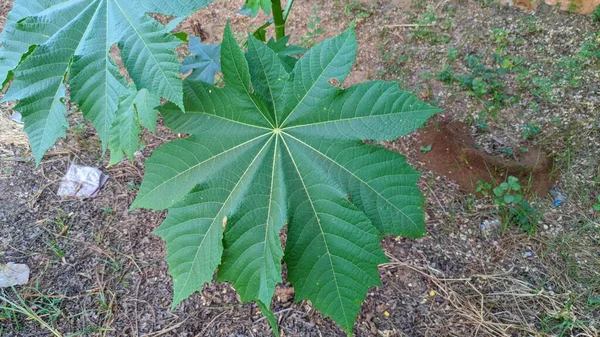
[480,219,502,238]
[57,164,109,198]
[10,112,23,124]
[0,263,30,288]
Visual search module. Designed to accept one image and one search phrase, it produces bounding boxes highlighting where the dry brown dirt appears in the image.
[413,119,556,196]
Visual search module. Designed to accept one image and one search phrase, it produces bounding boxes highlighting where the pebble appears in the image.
[0,263,30,287]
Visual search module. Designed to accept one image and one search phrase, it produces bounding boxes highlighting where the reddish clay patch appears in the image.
[414,120,556,197]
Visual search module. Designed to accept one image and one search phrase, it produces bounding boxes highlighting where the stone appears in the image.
[0,263,30,288]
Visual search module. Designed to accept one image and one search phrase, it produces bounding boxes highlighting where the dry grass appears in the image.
[383,248,599,337]
[0,101,28,152]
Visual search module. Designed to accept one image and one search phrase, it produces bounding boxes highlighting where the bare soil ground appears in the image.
[1,0,599,336]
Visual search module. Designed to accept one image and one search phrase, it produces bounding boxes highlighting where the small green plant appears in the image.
[542,298,593,337]
[493,176,523,206]
[476,180,492,197]
[438,53,518,121]
[0,287,63,337]
[530,76,553,101]
[519,16,542,34]
[593,195,600,212]
[593,5,600,23]
[420,144,432,153]
[490,28,509,49]
[411,8,451,44]
[447,46,458,62]
[579,32,600,60]
[492,176,540,233]
[50,210,72,236]
[299,5,324,47]
[521,122,541,140]
[377,39,410,81]
[567,0,583,13]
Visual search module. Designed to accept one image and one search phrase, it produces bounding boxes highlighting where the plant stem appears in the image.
[271,0,286,40]
[283,0,294,21]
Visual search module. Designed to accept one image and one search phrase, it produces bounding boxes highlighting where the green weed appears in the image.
[521,122,541,140]
[0,287,64,337]
[518,16,542,35]
[437,53,519,122]
[411,8,451,45]
[593,5,600,22]
[492,176,541,234]
[377,38,410,83]
[299,5,324,48]
[447,46,458,62]
[475,180,492,197]
[542,298,594,337]
[490,28,509,49]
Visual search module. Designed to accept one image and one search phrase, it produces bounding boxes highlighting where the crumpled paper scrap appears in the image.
[57,164,109,198]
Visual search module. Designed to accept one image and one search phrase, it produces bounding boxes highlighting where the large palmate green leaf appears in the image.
[0,0,213,163]
[133,24,440,335]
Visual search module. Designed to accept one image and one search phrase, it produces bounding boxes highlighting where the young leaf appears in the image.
[181,36,221,84]
[133,25,440,335]
[265,36,307,71]
[0,0,214,163]
[243,0,272,16]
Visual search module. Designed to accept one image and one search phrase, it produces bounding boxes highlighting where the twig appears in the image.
[142,318,188,337]
[254,308,294,323]
[0,157,28,162]
[384,23,436,28]
[196,311,228,337]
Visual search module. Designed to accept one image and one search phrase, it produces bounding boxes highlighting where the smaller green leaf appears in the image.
[493,187,504,197]
[513,194,523,203]
[181,36,221,84]
[504,194,515,204]
[420,145,432,153]
[243,0,272,16]
[252,24,269,42]
[266,36,306,71]
[238,3,254,16]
